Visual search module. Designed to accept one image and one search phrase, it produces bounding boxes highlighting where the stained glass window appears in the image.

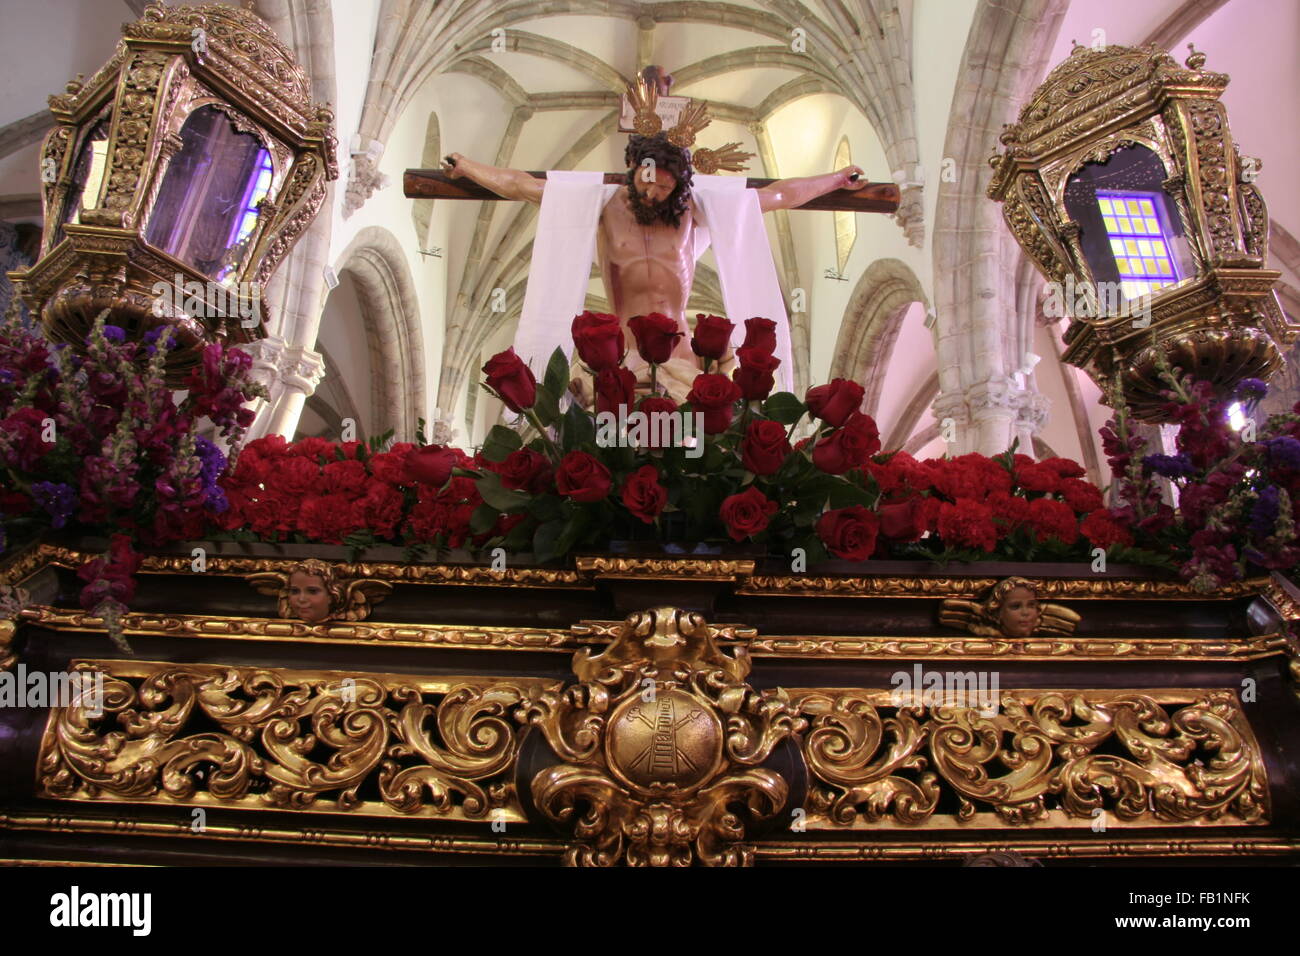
[1096,191,1180,299]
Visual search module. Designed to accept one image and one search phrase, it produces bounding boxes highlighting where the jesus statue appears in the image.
[440,69,868,402]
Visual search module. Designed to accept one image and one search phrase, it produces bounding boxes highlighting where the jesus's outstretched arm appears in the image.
[757,165,867,213]
[441,153,544,204]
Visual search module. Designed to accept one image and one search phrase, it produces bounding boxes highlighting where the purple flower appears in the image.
[101,325,126,343]
[1234,378,1268,404]
[143,326,181,356]
[1249,486,1281,537]
[1142,453,1196,479]
[0,369,14,385]
[1266,437,1300,471]
[205,485,229,514]
[194,436,227,488]
[31,480,77,530]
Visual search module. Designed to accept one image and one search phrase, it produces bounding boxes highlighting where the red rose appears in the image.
[806,379,864,427]
[482,348,537,413]
[1081,509,1133,548]
[741,420,792,476]
[555,451,612,502]
[322,459,368,497]
[878,498,926,541]
[741,317,777,356]
[811,412,881,474]
[620,464,667,523]
[687,373,742,434]
[491,447,553,494]
[816,506,879,560]
[627,312,683,365]
[405,444,459,488]
[1027,497,1079,544]
[595,366,637,416]
[733,347,781,401]
[936,499,997,552]
[720,486,779,541]
[691,314,734,360]
[638,396,680,449]
[572,311,625,372]
[1060,477,1104,513]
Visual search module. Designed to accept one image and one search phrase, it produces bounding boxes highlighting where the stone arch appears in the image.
[334,226,426,442]
[830,258,928,417]
[412,111,440,246]
[930,0,1068,455]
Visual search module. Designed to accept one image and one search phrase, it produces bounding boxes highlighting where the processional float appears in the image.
[1,8,1298,866]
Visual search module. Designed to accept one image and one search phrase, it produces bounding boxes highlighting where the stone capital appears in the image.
[279,345,326,395]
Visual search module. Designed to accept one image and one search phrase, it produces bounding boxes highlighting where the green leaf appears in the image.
[416,418,428,446]
[827,479,876,509]
[532,518,567,563]
[763,392,806,424]
[527,494,564,522]
[469,503,500,534]
[474,471,530,512]
[544,347,570,400]
[563,400,595,451]
[481,424,523,462]
[533,384,561,427]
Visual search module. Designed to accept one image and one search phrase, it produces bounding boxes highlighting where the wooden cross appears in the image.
[403,169,900,214]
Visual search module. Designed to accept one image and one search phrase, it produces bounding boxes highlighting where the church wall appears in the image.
[315,271,372,437]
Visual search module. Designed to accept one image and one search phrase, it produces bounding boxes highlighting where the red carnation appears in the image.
[691,314,734,360]
[595,366,637,416]
[1015,461,1061,494]
[1081,509,1133,548]
[627,312,683,365]
[741,419,792,476]
[1027,497,1078,544]
[811,412,881,475]
[805,379,864,427]
[720,486,779,541]
[368,449,411,486]
[322,459,368,497]
[733,347,780,401]
[482,348,537,413]
[1040,456,1087,479]
[1060,477,1104,513]
[740,317,778,356]
[936,499,997,552]
[687,373,742,434]
[572,311,625,372]
[816,506,879,561]
[555,451,612,502]
[620,465,668,524]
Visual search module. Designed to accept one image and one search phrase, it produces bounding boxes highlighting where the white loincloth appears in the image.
[514,170,794,394]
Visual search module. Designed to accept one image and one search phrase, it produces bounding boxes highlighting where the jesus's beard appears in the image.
[627,184,683,228]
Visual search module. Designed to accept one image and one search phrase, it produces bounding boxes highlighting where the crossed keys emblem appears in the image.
[621,695,710,784]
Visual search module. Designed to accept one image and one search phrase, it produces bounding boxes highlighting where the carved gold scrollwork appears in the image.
[791,689,1268,829]
[37,661,555,820]
[519,606,806,866]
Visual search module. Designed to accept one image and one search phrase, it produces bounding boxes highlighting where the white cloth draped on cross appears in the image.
[514,170,794,393]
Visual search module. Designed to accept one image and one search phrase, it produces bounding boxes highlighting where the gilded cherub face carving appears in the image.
[997,585,1041,639]
[287,570,332,623]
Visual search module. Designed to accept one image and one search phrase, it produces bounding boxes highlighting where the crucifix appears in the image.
[403,66,901,400]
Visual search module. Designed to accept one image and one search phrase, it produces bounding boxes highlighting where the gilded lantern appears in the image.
[988,43,1295,420]
[7,1,337,384]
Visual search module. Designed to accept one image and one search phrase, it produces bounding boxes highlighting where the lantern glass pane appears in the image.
[144,106,271,282]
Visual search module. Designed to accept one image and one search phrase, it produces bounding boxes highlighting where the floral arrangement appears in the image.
[0,307,265,647]
[1102,350,1300,592]
[213,313,1130,567]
